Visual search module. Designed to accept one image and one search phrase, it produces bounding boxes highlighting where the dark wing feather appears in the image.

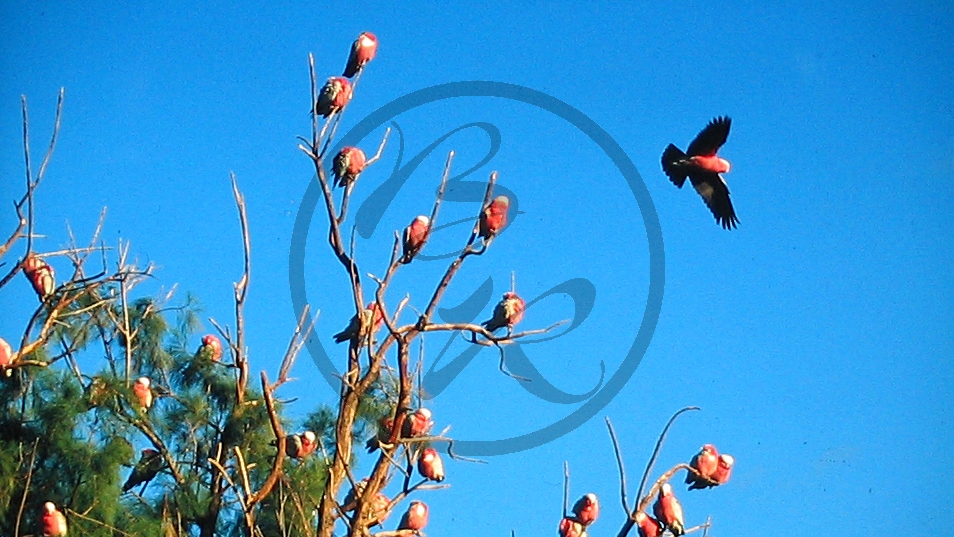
[688,172,739,230]
[343,42,361,78]
[686,116,731,157]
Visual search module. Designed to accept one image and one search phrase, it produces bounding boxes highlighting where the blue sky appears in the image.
[2,1,952,535]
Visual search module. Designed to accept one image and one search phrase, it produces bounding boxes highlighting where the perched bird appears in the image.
[0,337,14,377]
[400,215,430,264]
[417,447,445,482]
[572,493,599,526]
[406,407,433,437]
[634,512,663,537]
[478,195,510,241]
[41,502,67,537]
[652,483,685,536]
[558,517,587,537]
[343,31,378,78]
[84,376,110,409]
[22,254,55,299]
[661,116,738,229]
[196,334,223,362]
[343,477,390,526]
[284,431,317,459]
[686,444,719,489]
[482,292,525,334]
[123,448,164,492]
[315,77,352,117]
[711,454,734,485]
[398,500,429,531]
[332,146,367,188]
[133,377,153,411]
[333,302,384,345]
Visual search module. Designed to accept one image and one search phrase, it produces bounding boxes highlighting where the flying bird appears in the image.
[482,292,525,334]
[398,500,429,531]
[22,254,55,299]
[333,146,367,188]
[572,493,599,526]
[652,483,685,536]
[686,444,719,489]
[133,377,153,411]
[478,195,510,241]
[417,447,445,482]
[196,334,223,362]
[41,502,67,537]
[558,517,588,537]
[400,215,430,264]
[343,32,378,78]
[634,512,663,537]
[334,302,384,345]
[661,116,739,229]
[315,77,352,117]
[123,448,164,492]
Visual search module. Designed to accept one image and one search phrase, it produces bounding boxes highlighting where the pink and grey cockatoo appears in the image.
[478,195,510,241]
[343,478,392,526]
[196,334,223,362]
[400,215,430,264]
[406,407,434,437]
[634,512,663,537]
[661,116,738,229]
[284,431,317,459]
[41,502,67,536]
[334,302,384,345]
[133,377,153,411]
[343,32,378,78]
[398,500,429,531]
[417,447,445,482]
[686,444,719,489]
[123,448,163,492]
[0,337,14,377]
[22,254,55,300]
[482,292,525,334]
[333,146,367,188]
[711,454,734,485]
[572,493,599,526]
[558,517,587,537]
[315,77,352,117]
[652,483,685,536]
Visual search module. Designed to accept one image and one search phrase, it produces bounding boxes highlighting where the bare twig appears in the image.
[230,173,251,403]
[634,406,700,503]
[605,416,630,514]
[13,438,39,537]
[562,461,570,518]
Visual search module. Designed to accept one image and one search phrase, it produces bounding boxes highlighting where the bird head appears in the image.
[492,195,510,208]
[202,334,220,347]
[44,501,56,513]
[584,492,597,504]
[303,430,317,444]
[414,407,432,420]
[720,454,734,467]
[143,448,159,457]
[415,215,430,226]
[701,443,717,454]
[721,158,731,173]
[634,512,647,522]
[136,377,151,388]
[23,255,46,272]
[660,483,673,496]
[359,32,377,47]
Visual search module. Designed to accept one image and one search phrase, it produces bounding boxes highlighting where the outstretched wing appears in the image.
[687,116,731,157]
[688,172,739,230]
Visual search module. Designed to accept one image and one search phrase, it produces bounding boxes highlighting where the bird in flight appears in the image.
[661,116,738,230]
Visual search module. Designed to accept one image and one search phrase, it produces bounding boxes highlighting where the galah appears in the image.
[406,407,433,437]
[0,337,13,377]
[634,512,663,537]
[400,215,430,264]
[315,76,352,117]
[123,448,163,492]
[417,447,445,482]
[478,195,510,240]
[22,254,55,299]
[558,517,587,537]
[686,444,719,489]
[711,454,734,485]
[652,483,685,536]
[398,500,428,531]
[572,493,599,526]
[366,416,395,452]
[344,477,390,523]
[343,31,378,78]
[482,292,525,334]
[133,377,153,410]
[661,116,738,229]
[334,302,384,345]
[197,334,223,362]
[41,502,67,537]
[333,146,367,188]
[284,431,317,459]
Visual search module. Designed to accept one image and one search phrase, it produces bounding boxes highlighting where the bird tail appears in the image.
[333,330,350,344]
[661,144,689,188]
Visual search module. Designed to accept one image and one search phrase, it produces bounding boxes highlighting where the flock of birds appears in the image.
[9,30,740,536]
